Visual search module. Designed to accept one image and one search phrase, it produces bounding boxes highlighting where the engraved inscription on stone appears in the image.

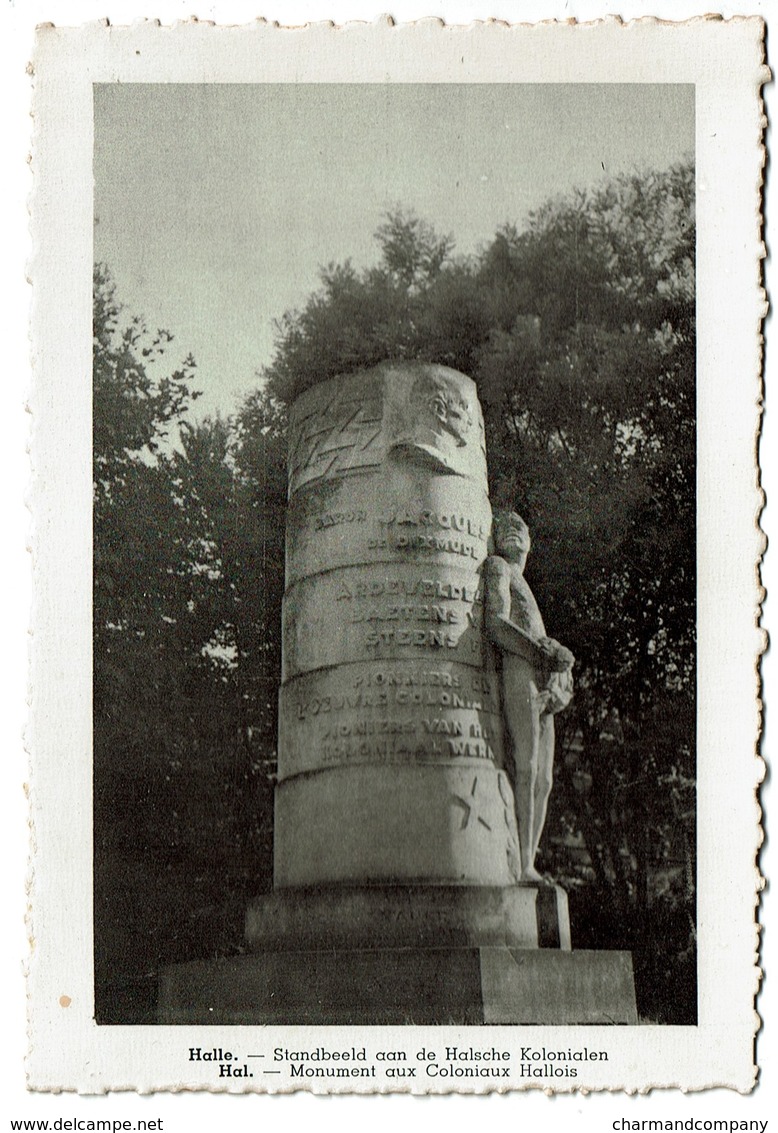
[368,523,481,561]
[285,466,491,585]
[278,662,504,779]
[287,664,500,715]
[282,565,488,680]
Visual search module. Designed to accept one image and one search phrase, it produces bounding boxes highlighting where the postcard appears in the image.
[27,15,767,1093]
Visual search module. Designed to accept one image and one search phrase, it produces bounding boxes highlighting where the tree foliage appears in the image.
[93,268,279,1023]
[472,172,696,1022]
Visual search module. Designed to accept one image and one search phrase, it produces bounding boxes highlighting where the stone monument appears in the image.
[159,361,637,1025]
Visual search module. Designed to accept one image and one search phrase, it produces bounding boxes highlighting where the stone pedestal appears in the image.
[245,883,570,951]
[159,948,637,1026]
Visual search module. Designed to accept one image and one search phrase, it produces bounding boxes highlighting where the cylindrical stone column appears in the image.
[273,362,523,890]
[161,363,598,1020]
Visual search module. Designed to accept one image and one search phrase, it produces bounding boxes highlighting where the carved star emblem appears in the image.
[452,776,492,832]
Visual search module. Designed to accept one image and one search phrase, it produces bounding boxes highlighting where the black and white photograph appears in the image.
[15,9,768,1104]
[92,81,697,1032]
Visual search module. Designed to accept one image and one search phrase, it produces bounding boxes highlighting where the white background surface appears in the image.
[1,0,773,1128]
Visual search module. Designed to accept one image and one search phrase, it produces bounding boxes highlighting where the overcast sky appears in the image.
[94,83,694,421]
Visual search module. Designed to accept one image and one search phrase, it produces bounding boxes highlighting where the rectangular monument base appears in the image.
[158,947,637,1025]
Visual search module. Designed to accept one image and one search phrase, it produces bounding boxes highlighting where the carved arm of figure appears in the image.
[535,635,576,675]
[484,556,569,671]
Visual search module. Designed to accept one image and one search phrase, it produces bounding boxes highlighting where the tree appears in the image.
[375,206,455,289]
[265,208,460,401]
[93,269,275,1022]
[470,169,696,1020]
[93,264,197,471]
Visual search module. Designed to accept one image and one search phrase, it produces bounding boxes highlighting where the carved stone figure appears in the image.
[485,511,575,881]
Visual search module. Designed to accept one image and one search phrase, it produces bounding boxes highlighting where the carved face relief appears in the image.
[387,369,482,478]
[413,374,474,448]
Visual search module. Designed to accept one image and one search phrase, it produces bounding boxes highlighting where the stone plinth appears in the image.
[158,948,637,1026]
[245,883,569,952]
